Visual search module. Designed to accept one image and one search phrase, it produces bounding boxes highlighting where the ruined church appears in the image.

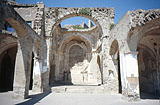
[0,0,160,100]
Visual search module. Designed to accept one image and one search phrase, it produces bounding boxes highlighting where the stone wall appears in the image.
[1,0,160,100]
[44,7,114,36]
[0,1,41,99]
[49,23,103,85]
[109,9,160,100]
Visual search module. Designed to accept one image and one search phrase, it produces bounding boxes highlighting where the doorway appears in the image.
[0,46,17,92]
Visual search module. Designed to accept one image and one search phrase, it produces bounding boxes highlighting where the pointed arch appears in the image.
[109,40,122,93]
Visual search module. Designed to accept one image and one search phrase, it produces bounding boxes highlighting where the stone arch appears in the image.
[51,13,103,38]
[0,4,40,98]
[6,18,28,37]
[56,13,99,26]
[53,34,92,84]
[66,42,88,68]
[0,34,18,66]
[4,18,34,98]
[137,35,160,98]
[109,40,119,56]
[1,4,39,39]
[47,7,113,86]
[0,35,17,55]
[127,17,160,51]
[123,11,160,99]
[137,44,156,59]
[127,16,160,98]
[45,7,114,37]
[59,34,92,53]
[109,40,122,93]
[0,34,17,92]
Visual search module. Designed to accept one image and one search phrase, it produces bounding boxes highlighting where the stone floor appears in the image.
[0,91,159,105]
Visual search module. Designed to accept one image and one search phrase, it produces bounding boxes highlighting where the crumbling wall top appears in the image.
[129,9,160,29]
[45,7,114,21]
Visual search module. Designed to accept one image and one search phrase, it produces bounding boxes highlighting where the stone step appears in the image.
[51,85,105,93]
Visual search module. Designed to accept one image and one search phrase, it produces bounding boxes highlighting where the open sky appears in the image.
[16,0,160,25]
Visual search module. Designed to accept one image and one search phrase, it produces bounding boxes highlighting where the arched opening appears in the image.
[50,13,102,86]
[0,46,17,92]
[3,16,34,98]
[61,16,95,29]
[66,44,86,84]
[109,40,122,93]
[62,39,89,85]
[51,13,102,41]
[138,36,160,99]
[127,17,160,99]
[132,18,160,99]
[0,6,36,97]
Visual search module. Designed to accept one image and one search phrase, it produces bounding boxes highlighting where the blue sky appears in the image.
[16,0,160,25]
[61,17,95,27]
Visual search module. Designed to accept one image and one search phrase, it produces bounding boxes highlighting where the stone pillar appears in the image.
[124,51,140,101]
[32,57,42,92]
[13,39,32,99]
[87,53,102,85]
[41,64,50,91]
[119,52,127,93]
[41,38,50,92]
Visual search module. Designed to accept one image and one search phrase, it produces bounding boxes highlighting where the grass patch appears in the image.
[73,25,87,29]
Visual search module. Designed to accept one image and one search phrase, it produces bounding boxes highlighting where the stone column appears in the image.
[13,39,32,99]
[124,51,140,101]
[119,52,127,93]
[41,62,50,91]
[41,38,50,92]
[32,57,42,92]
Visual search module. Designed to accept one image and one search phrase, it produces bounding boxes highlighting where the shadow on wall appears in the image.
[16,91,51,105]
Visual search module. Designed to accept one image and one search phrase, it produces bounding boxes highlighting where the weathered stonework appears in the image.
[0,0,160,101]
[109,9,160,100]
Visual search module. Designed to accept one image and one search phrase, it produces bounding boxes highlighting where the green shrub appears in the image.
[79,9,91,16]
[110,24,115,30]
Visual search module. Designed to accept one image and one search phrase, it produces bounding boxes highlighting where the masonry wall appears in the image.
[13,4,118,93]
[3,1,160,100]
[109,9,160,100]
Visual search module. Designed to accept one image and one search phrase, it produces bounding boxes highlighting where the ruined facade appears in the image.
[0,0,160,100]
